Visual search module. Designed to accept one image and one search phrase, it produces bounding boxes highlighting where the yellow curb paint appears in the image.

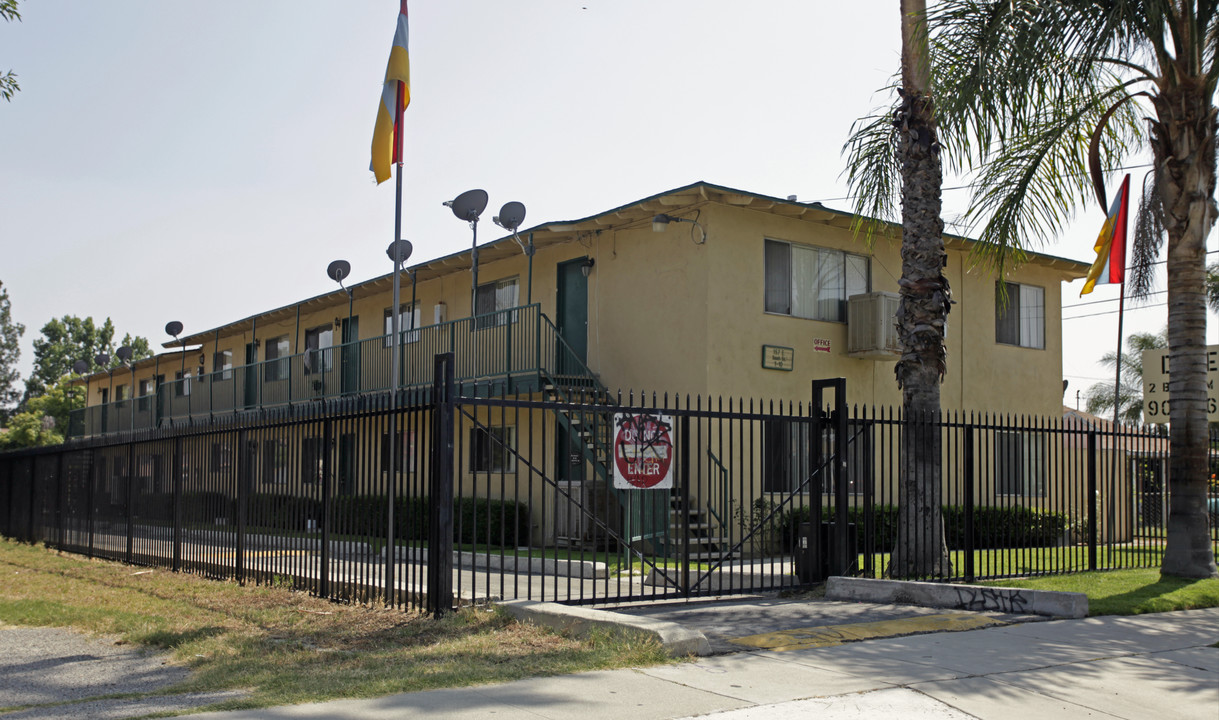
[729,613,1008,651]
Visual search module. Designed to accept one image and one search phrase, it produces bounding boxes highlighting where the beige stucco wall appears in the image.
[81,200,1079,422]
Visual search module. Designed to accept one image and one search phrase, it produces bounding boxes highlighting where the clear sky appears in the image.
[0,1,1211,409]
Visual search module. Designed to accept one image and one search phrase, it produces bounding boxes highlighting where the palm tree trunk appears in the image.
[889,0,953,578]
[1152,78,1219,579]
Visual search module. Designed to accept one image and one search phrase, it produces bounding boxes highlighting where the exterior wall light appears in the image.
[651,213,706,244]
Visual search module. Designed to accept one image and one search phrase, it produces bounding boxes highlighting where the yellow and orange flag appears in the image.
[1080,174,1130,296]
[371,1,410,185]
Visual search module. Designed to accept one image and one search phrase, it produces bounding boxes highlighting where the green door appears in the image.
[243,344,257,408]
[341,316,360,395]
[555,257,589,377]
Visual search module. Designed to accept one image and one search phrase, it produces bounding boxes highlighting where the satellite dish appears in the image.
[72,359,89,375]
[327,259,351,285]
[165,321,183,338]
[445,189,488,222]
[94,353,110,368]
[386,239,414,265]
[116,345,133,363]
[493,201,527,232]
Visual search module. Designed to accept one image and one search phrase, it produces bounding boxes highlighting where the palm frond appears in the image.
[961,89,1136,275]
[1130,169,1165,300]
[842,103,902,242]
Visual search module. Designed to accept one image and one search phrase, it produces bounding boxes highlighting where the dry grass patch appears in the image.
[0,540,673,712]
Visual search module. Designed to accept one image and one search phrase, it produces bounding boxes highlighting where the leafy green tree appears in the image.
[1,0,19,102]
[1084,330,1168,425]
[0,378,82,449]
[922,1,1217,578]
[0,280,24,417]
[24,316,152,403]
[844,0,952,578]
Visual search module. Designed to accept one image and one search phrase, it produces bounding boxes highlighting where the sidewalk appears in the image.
[191,607,1219,720]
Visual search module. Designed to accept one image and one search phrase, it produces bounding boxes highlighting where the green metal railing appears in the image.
[68,304,584,438]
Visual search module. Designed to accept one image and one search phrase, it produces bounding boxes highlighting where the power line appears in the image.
[1062,289,1166,310]
[1064,302,1166,321]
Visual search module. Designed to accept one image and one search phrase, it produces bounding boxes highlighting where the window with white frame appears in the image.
[474,277,520,329]
[764,239,869,322]
[301,437,324,484]
[264,336,290,381]
[383,303,421,347]
[212,349,233,381]
[995,282,1045,349]
[469,425,515,473]
[262,438,290,485]
[174,370,191,397]
[994,430,1046,497]
[137,378,152,412]
[304,324,334,374]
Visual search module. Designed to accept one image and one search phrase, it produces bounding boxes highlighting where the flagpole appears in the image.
[386,79,405,608]
[1104,219,1131,554]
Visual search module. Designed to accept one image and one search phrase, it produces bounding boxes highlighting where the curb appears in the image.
[497,599,712,657]
[826,576,1088,618]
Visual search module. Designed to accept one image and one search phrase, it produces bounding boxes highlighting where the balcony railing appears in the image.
[68,304,592,438]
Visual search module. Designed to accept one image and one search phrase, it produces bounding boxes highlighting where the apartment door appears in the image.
[154,375,165,427]
[341,316,360,395]
[244,343,257,408]
[555,257,589,376]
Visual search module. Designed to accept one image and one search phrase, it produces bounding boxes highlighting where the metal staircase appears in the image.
[539,315,668,553]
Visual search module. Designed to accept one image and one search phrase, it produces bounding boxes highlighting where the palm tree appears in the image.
[926,1,1217,578]
[845,0,952,578]
[1084,330,1168,424]
[1207,262,1219,312]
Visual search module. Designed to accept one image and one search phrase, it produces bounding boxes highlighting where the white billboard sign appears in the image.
[1140,345,1219,423]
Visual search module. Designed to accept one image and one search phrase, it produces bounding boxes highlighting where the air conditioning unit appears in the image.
[847,292,901,360]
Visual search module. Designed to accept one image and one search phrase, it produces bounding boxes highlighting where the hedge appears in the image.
[130,492,529,548]
[779,504,1076,552]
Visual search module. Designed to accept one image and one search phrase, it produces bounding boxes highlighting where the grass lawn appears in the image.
[856,544,1198,580]
[0,539,672,714]
[977,567,1219,616]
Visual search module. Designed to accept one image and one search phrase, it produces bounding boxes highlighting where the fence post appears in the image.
[320,418,332,600]
[236,429,249,585]
[55,452,66,550]
[126,443,135,563]
[428,352,455,618]
[1087,430,1098,571]
[386,406,398,608]
[87,449,96,558]
[963,426,975,583]
[26,457,37,544]
[680,414,691,596]
[172,437,183,572]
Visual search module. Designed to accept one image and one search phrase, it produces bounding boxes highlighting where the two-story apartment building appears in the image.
[76,181,1085,421]
[69,182,1090,548]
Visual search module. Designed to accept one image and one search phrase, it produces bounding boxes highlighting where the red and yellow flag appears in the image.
[1080,174,1130,296]
[371,1,410,185]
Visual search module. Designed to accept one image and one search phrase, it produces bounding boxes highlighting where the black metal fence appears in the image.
[4,368,1218,612]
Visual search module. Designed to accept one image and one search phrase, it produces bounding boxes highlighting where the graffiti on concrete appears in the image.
[953,586,1029,614]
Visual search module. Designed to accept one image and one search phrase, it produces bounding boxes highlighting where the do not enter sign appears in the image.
[612,412,675,489]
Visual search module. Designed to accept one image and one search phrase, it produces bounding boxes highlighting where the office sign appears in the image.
[612,412,675,489]
[1141,345,1219,423]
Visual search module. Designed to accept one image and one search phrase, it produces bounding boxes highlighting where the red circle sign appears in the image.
[613,414,674,489]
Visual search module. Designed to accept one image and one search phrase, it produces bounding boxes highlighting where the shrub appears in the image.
[327,495,529,548]
[779,504,1073,552]
[247,493,320,531]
